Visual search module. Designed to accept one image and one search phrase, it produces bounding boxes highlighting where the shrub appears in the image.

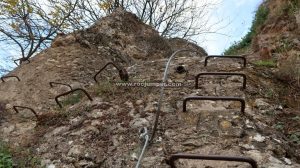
[94,81,116,96]
[0,141,13,168]
[289,132,300,144]
[62,92,83,106]
[0,141,44,167]
[277,54,300,87]
[282,0,300,16]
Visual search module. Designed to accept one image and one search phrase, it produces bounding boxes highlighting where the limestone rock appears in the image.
[130,118,149,129]
[68,145,85,158]
[254,98,271,110]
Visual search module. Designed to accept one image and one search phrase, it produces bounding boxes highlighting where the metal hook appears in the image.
[1,75,21,82]
[13,106,38,119]
[94,62,129,83]
[14,58,30,66]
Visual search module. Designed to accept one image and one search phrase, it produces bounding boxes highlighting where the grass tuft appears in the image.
[0,141,13,168]
[254,60,277,67]
[61,92,83,106]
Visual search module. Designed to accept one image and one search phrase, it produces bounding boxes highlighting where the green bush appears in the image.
[62,92,83,106]
[94,81,116,96]
[289,132,300,144]
[0,141,44,168]
[0,142,13,168]
[285,0,300,16]
[224,5,269,55]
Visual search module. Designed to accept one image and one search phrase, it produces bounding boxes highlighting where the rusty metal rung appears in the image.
[195,72,246,89]
[49,82,72,90]
[13,106,38,119]
[183,96,245,114]
[94,62,129,83]
[54,88,93,108]
[14,58,30,66]
[204,55,246,67]
[168,154,258,168]
[1,75,21,82]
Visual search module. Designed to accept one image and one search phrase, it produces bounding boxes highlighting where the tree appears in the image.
[134,0,223,38]
[0,0,223,65]
[0,0,78,64]
[73,0,222,38]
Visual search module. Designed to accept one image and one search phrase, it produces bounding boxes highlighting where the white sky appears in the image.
[198,0,263,54]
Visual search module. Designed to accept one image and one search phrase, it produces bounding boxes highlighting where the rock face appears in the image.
[0,9,206,113]
[0,6,300,168]
[251,0,300,86]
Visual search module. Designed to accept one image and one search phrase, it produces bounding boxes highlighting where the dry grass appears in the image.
[0,141,13,168]
[277,54,300,88]
[0,102,6,122]
[254,60,277,67]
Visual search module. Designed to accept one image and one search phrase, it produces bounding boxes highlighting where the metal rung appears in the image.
[13,106,38,119]
[183,96,245,114]
[14,58,30,66]
[168,154,257,168]
[1,75,21,82]
[195,72,246,89]
[204,55,246,67]
[94,62,129,83]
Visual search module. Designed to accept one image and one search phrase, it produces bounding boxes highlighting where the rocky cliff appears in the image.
[252,0,300,85]
[0,6,299,168]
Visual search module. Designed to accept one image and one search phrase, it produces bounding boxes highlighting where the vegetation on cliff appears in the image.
[224,4,269,55]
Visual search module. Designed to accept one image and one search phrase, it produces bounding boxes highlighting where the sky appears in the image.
[0,0,263,75]
[198,0,263,54]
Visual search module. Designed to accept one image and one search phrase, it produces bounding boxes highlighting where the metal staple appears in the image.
[204,55,247,67]
[13,105,38,119]
[13,58,30,66]
[183,96,246,114]
[1,75,21,82]
[168,153,258,168]
[94,62,129,83]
